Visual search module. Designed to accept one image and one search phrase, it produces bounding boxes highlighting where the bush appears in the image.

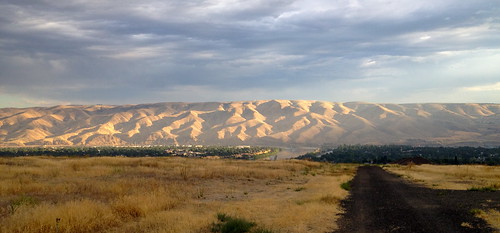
[8,195,38,214]
[340,181,352,191]
[211,213,272,233]
[222,218,255,233]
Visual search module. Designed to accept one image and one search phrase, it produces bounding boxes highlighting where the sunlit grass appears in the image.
[385,164,499,191]
[0,156,357,233]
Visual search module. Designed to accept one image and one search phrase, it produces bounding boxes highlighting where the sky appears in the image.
[0,0,499,107]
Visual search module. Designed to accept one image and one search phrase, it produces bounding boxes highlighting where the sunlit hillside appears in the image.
[0,100,498,147]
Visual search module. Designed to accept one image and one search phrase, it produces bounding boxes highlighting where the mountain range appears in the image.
[0,100,498,147]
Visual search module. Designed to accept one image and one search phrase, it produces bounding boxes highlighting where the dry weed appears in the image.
[0,156,357,233]
[476,209,500,231]
[385,164,500,190]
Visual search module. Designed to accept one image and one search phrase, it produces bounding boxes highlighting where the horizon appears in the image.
[1,0,499,107]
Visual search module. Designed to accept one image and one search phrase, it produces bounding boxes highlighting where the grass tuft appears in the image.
[470,208,482,215]
[8,195,38,214]
[467,186,497,192]
[211,213,258,233]
[320,194,339,205]
[294,187,306,192]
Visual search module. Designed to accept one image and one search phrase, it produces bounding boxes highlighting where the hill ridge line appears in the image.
[0,100,498,147]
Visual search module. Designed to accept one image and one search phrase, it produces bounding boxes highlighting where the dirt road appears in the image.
[333,166,499,233]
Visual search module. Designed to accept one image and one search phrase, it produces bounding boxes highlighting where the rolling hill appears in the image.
[0,100,498,147]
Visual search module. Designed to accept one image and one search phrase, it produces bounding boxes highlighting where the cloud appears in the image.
[0,0,499,107]
[463,82,500,92]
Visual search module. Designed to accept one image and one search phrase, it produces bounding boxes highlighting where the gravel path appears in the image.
[333,166,499,233]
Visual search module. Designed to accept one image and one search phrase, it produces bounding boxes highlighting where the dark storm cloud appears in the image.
[0,0,499,107]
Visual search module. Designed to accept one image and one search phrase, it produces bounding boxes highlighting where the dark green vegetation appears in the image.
[0,146,279,159]
[211,213,272,233]
[298,145,500,165]
[467,185,498,192]
[340,181,352,191]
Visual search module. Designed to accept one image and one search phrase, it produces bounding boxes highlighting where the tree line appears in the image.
[298,145,500,165]
[0,146,279,159]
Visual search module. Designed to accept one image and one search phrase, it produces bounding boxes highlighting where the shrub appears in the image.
[217,213,229,222]
[8,195,38,214]
[340,181,352,191]
[221,218,255,233]
[211,213,272,233]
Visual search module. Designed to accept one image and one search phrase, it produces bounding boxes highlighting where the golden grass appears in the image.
[384,164,500,190]
[475,209,500,231]
[385,164,500,230]
[0,156,357,233]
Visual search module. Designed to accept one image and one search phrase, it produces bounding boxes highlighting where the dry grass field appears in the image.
[0,156,357,233]
[385,164,500,230]
[385,164,499,190]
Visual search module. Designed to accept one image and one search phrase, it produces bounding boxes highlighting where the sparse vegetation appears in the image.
[8,195,38,214]
[385,164,499,190]
[470,208,482,215]
[0,156,357,233]
[211,213,268,233]
[472,209,500,230]
[319,194,340,205]
[467,185,497,192]
[294,187,306,192]
[340,181,352,191]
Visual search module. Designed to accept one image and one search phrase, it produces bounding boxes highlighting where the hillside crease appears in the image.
[0,100,498,146]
